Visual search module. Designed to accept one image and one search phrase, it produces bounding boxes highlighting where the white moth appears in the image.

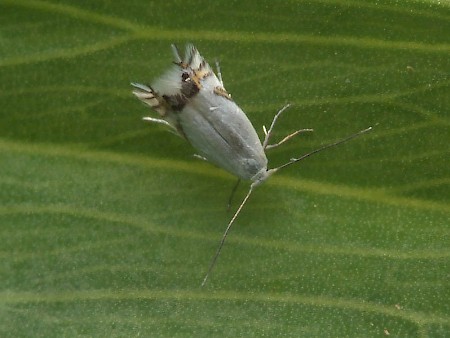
[132,44,371,286]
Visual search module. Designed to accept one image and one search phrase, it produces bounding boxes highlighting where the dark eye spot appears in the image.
[182,73,190,82]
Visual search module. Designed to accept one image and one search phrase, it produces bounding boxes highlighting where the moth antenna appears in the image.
[201,184,255,287]
[273,127,373,173]
[215,59,224,86]
[265,128,314,150]
[171,44,182,64]
[262,104,291,149]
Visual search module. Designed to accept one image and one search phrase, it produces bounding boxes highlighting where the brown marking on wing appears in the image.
[213,86,232,100]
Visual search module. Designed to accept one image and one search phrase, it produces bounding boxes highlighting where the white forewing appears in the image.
[179,75,267,180]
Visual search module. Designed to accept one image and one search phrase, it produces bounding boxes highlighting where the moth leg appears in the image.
[193,154,208,162]
[227,178,241,211]
[263,104,313,150]
[193,155,241,210]
[265,129,314,150]
[142,116,172,128]
[262,104,291,149]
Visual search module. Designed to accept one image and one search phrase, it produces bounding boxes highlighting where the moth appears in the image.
[132,44,371,286]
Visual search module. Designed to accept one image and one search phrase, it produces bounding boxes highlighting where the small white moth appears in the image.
[132,44,371,286]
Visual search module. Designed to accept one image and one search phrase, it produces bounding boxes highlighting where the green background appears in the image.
[1,0,449,336]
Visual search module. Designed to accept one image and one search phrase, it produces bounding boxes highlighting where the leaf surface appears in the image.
[1,0,449,336]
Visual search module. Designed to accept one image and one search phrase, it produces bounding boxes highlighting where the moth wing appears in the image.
[179,89,267,180]
[131,82,184,136]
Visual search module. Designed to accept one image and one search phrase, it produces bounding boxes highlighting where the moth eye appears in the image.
[182,73,190,82]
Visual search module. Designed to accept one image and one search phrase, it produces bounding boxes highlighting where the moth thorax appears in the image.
[251,167,276,187]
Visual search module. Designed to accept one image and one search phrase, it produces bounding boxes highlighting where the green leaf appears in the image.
[1,0,449,336]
